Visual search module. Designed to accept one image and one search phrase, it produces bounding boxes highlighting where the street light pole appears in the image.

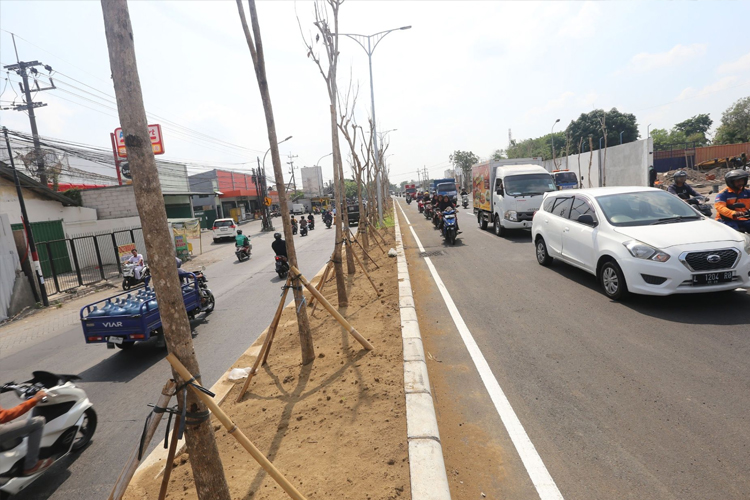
[261,135,292,231]
[340,25,411,225]
[315,152,333,200]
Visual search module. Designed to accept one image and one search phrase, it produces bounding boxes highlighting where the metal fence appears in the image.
[40,227,145,296]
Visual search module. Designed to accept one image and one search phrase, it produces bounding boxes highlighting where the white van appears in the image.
[292,203,305,215]
[473,162,556,236]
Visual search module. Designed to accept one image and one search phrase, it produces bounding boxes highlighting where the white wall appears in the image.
[543,138,653,188]
[0,213,21,321]
[80,185,138,220]
[0,177,98,225]
[64,216,142,238]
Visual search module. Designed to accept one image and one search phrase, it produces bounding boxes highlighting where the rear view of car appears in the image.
[212,218,237,242]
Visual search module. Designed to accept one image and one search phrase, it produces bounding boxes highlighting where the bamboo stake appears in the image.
[237,278,291,402]
[369,220,389,247]
[109,380,176,500]
[346,240,380,296]
[348,228,379,269]
[289,266,374,351]
[307,253,333,309]
[157,415,181,500]
[366,221,386,253]
[166,354,308,500]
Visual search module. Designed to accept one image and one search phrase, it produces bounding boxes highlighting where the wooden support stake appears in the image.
[369,220,388,247]
[166,354,308,500]
[109,380,176,500]
[346,240,380,296]
[367,221,386,254]
[307,255,333,309]
[157,415,181,500]
[348,228,379,269]
[237,278,291,402]
[289,266,374,351]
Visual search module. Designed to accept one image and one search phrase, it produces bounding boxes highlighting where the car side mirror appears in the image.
[496,186,503,196]
[577,214,597,226]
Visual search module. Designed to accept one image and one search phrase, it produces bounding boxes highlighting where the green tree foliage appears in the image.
[344,179,358,199]
[505,133,565,160]
[652,114,713,149]
[714,97,750,145]
[61,188,82,205]
[565,108,639,154]
[449,150,479,188]
[491,149,507,161]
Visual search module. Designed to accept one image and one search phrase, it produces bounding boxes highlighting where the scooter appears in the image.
[462,194,469,209]
[189,269,215,315]
[300,224,308,237]
[406,196,412,205]
[0,372,96,499]
[432,209,441,228]
[324,216,332,229]
[424,203,433,219]
[442,208,458,245]
[418,200,424,213]
[308,217,315,230]
[235,244,251,262]
[681,194,712,218]
[292,221,298,235]
[122,263,150,290]
[275,255,289,279]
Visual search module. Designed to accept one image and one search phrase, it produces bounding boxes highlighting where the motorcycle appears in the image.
[681,194,712,218]
[0,372,96,499]
[418,200,424,213]
[462,194,469,209]
[324,216,332,229]
[424,203,433,219]
[275,255,289,279]
[235,244,251,262]
[300,224,308,237]
[292,221,298,235]
[442,208,458,245]
[187,268,215,315]
[122,262,150,290]
[406,196,412,205]
[307,217,315,230]
[432,209,441,228]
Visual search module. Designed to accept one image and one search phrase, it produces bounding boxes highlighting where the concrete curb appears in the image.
[130,263,330,483]
[393,199,452,500]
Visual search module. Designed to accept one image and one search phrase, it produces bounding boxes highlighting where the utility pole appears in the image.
[99,2,230,499]
[286,154,298,197]
[3,40,56,187]
[3,127,48,306]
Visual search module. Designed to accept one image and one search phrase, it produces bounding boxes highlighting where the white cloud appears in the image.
[558,3,602,40]
[677,76,739,101]
[717,51,750,74]
[626,44,706,73]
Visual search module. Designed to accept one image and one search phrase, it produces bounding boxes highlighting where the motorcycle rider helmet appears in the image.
[237,229,243,235]
[673,170,687,183]
[274,232,282,239]
[725,169,749,190]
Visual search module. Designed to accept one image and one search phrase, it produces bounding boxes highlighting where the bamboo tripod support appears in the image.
[166,354,308,500]
[237,277,292,402]
[366,220,387,253]
[348,228,379,269]
[344,238,380,296]
[109,380,176,500]
[157,415,181,500]
[289,266,374,351]
[307,251,335,311]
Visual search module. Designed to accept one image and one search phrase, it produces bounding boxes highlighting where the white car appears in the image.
[212,218,238,242]
[531,187,750,299]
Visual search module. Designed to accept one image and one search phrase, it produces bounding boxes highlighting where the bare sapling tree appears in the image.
[337,79,369,251]
[99,2,230,498]
[298,0,350,303]
[577,136,584,188]
[598,112,608,187]
[236,0,315,363]
[588,136,594,188]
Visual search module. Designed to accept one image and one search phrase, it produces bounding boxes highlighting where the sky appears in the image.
[1,1,750,188]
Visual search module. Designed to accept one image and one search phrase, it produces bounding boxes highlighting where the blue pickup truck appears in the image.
[80,274,213,349]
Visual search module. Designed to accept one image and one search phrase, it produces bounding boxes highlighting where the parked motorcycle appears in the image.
[275,255,289,279]
[418,200,424,213]
[235,244,251,262]
[121,262,150,290]
[0,372,97,499]
[442,208,458,245]
[462,194,469,208]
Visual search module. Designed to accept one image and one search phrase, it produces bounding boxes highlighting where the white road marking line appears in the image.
[396,201,565,500]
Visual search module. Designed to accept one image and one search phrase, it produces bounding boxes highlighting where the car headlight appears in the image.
[623,240,670,262]
[505,210,518,222]
[743,234,750,254]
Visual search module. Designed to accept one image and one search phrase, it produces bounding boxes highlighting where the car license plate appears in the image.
[108,336,124,345]
[692,271,733,285]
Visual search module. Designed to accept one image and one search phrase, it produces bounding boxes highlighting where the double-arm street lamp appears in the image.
[315,152,333,198]
[340,25,411,225]
[257,135,292,231]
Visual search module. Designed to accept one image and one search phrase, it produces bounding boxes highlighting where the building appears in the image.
[189,169,265,225]
[301,166,324,197]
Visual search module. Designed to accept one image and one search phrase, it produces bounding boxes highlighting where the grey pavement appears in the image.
[396,197,750,500]
[0,218,335,500]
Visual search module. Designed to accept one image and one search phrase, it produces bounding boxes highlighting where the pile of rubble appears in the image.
[658,167,730,187]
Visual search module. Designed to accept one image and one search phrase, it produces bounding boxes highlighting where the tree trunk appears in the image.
[356,171,368,251]
[329,105,348,306]
[99,2,230,499]
[237,0,314,363]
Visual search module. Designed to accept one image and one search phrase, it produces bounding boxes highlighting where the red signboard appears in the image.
[114,124,165,158]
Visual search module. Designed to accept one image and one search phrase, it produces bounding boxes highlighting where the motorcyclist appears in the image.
[323,210,333,225]
[272,232,287,258]
[715,169,750,232]
[667,171,701,205]
[235,229,250,254]
[0,389,52,476]
[300,217,308,231]
[438,195,459,230]
[460,189,468,197]
[126,248,145,281]
[307,213,315,229]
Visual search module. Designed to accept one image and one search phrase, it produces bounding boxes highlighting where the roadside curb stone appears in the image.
[393,199,452,500]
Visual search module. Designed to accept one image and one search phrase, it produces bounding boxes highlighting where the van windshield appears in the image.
[554,172,578,184]
[436,182,456,194]
[504,174,556,196]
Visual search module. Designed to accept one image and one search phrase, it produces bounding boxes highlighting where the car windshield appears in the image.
[554,172,578,183]
[596,191,701,227]
[437,182,456,194]
[214,220,234,227]
[504,174,556,196]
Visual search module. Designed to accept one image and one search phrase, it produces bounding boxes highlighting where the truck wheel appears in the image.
[116,342,136,350]
[478,212,488,231]
[494,215,504,237]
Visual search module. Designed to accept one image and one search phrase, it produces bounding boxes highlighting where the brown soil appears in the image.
[125,225,411,500]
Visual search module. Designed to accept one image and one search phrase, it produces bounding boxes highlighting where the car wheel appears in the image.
[213,238,219,243]
[535,237,553,266]
[600,260,628,300]
[494,215,504,237]
[71,408,97,452]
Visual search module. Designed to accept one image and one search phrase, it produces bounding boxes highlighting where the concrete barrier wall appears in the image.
[0,213,21,321]
[543,138,653,188]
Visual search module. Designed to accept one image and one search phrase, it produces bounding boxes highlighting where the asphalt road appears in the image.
[0,220,336,500]
[396,198,750,500]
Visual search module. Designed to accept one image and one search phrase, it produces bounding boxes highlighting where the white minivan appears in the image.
[292,203,305,215]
